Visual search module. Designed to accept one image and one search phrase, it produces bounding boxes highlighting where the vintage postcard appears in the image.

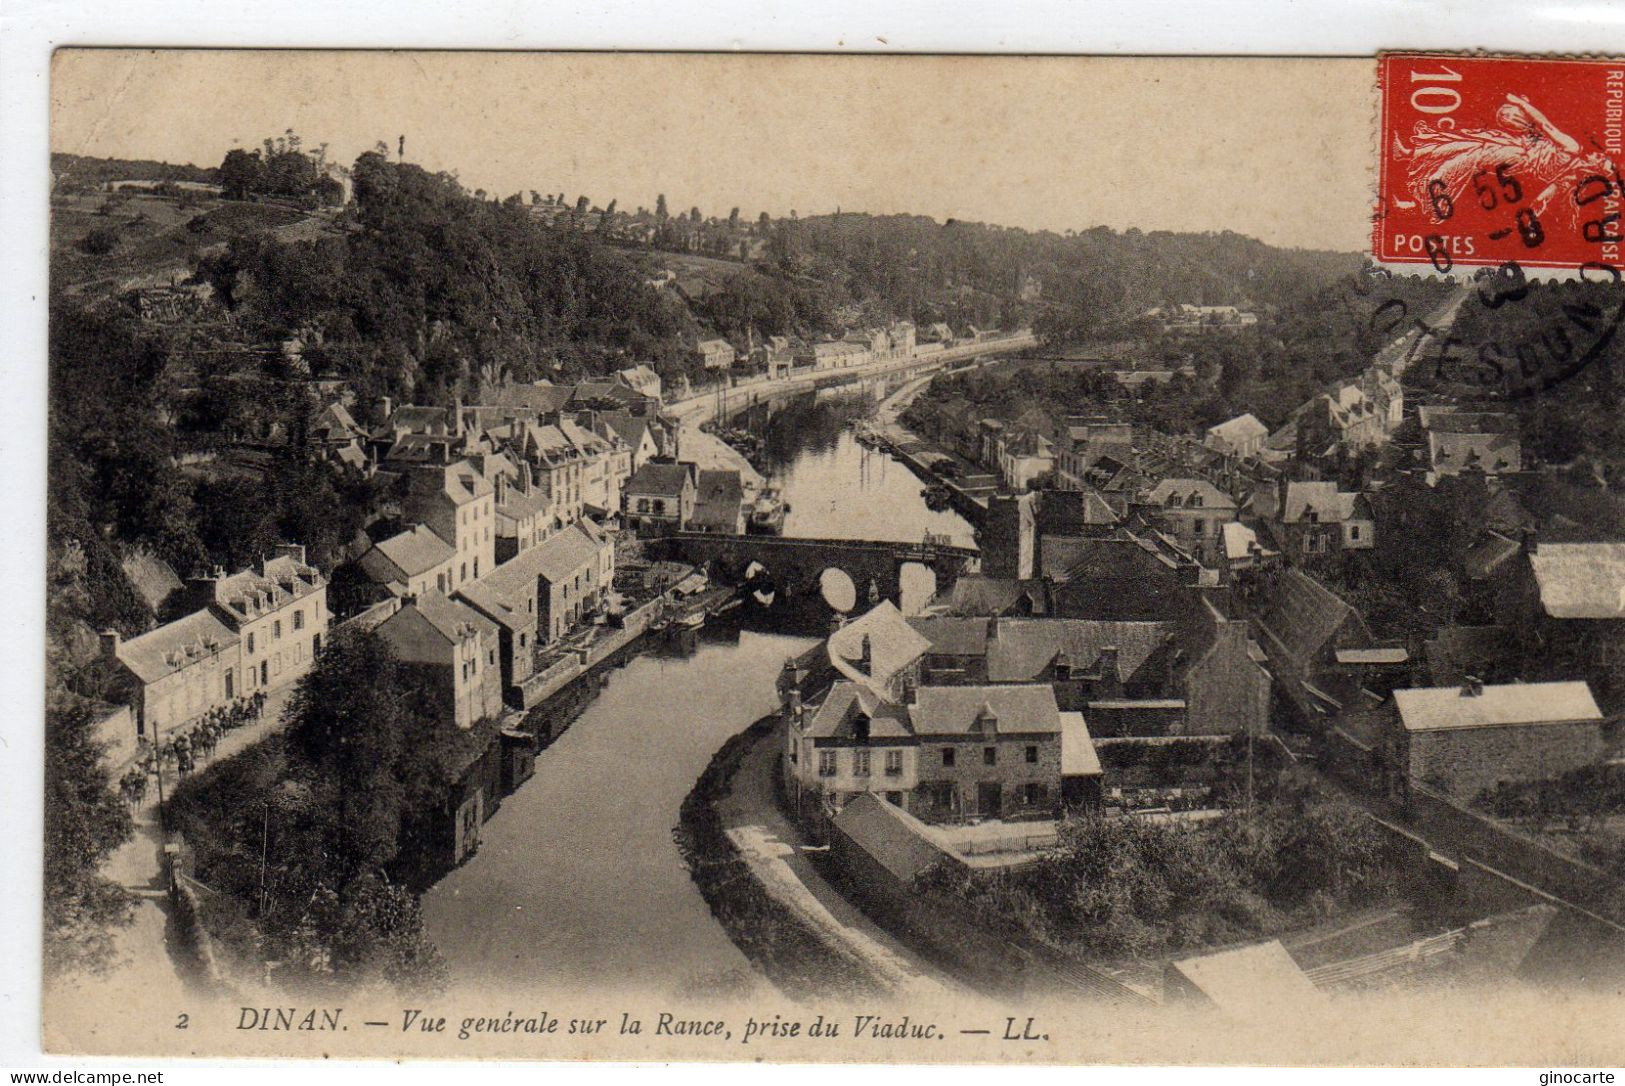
[39,48,1625,1065]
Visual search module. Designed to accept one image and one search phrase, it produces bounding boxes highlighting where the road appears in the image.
[716,716,964,1001]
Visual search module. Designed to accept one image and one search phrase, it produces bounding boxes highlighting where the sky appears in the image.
[51,51,1377,251]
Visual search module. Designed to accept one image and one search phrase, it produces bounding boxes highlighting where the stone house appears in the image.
[359,523,458,597]
[533,520,615,645]
[404,459,497,590]
[622,460,698,536]
[784,679,1065,824]
[374,593,504,731]
[1380,680,1606,802]
[1251,479,1376,561]
[1136,478,1239,567]
[696,338,737,371]
[688,469,746,534]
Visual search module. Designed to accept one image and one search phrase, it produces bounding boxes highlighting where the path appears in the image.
[716,717,962,1000]
[66,685,299,1000]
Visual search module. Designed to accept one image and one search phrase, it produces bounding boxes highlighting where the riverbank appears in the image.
[677,712,961,1002]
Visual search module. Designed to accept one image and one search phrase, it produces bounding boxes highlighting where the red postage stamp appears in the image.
[1376,53,1625,274]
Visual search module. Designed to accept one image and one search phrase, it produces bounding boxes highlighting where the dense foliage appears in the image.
[52,152,219,193]
[164,631,452,993]
[922,771,1404,961]
[202,151,700,406]
[43,701,135,977]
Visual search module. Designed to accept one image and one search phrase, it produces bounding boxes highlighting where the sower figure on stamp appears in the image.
[1392,92,1614,227]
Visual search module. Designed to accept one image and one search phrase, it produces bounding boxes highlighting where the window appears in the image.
[1350,524,1361,541]
[1023,782,1045,807]
[461,562,468,581]
[1193,519,1204,536]
[884,750,903,777]
[273,620,282,640]
[247,632,255,655]
[853,750,871,777]
[474,558,480,578]
[942,747,956,767]
[294,610,305,631]
[489,650,496,665]
[817,750,837,777]
[1025,745,1039,764]
[983,746,997,766]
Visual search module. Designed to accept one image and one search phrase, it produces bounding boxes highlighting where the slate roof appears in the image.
[1252,568,1369,667]
[120,549,183,612]
[1464,530,1523,580]
[625,461,695,498]
[1428,429,1522,473]
[945,576,1046,617]
[906,616,992,657]
[1528,542,1625,618]
[364,524,455,581]
[832,793,958,884]
[482,382,574,416]
[987,619,1177,685]
[376,594,496,666]
[455,548,549,631]
[690,469,745,531]
[532,521,606,584]
[1394,681,1603,731]
[1280,481,1364,524]
[908,684,1060,736]
[829,601,932,694]
[1222,521,1272,562]
[804,681,913,740]
[1143,478,1237,511]
[116,609,240,684]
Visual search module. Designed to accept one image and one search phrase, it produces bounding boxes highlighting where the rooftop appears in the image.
[1393,681,1603,732]
[1528,542,1625,619]
[366,524,455,580]
[909,684,1060,737]
[116,608,241,684]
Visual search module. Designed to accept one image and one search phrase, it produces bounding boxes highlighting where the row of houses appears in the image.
[99,545,330,745]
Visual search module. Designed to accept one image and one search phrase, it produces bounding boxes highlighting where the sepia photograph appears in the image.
[27,42,1625,1066]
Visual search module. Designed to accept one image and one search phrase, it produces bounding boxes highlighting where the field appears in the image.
[50,192,339,294]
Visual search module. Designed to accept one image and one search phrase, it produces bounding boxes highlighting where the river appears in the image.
[421,391,973,999]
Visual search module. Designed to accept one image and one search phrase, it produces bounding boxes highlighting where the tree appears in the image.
[43,701,134,977]
[219,148,265,200]
[656,194,669,221]
[758,210,771,233]
[728,207,740,229]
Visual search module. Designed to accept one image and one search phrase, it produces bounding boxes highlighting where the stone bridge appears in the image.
[657,532,980,608]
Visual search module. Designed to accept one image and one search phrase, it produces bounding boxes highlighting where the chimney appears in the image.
[99,629,121,660]
[1521,527,1538,555]
[378,395,394,421]
[1461,675,1484,697]
[1098,645,1120,684]
[859,633,872,671]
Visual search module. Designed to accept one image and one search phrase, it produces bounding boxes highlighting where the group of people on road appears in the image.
[117,691,269,806]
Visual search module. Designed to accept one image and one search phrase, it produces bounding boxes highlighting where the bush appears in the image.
[78,227,119,255]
